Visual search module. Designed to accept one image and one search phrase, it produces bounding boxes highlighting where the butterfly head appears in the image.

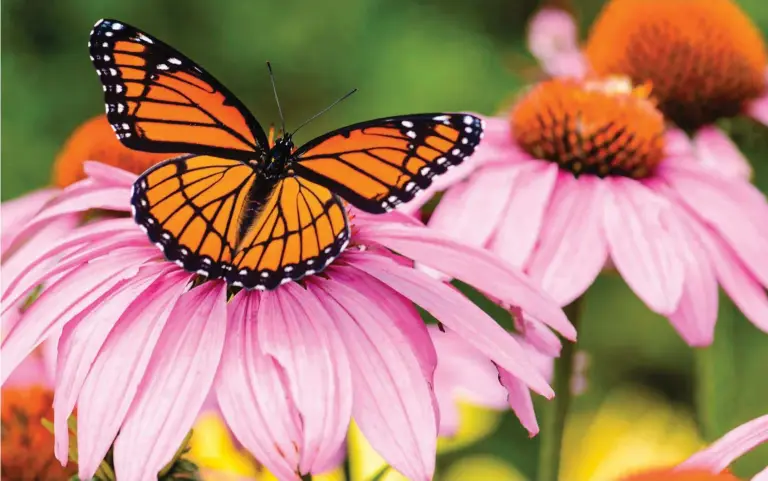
[263,135,295,179]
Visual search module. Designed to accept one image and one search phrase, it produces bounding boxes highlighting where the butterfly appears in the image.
[89,18,485,290]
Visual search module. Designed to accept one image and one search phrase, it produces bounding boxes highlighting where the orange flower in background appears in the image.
[1,386,77,480]
[620,470,741,481]
[52,114,172,187]
[584,0,767,131]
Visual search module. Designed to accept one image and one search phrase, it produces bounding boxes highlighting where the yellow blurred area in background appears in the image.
[346,385,702,481]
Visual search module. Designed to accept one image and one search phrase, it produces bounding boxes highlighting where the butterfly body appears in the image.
[90,18,485,290]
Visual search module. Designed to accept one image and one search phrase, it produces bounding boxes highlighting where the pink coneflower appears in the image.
[423,76,768,347]
[620,413,768,480]
[527,0,768,179]
[1,162,573,481]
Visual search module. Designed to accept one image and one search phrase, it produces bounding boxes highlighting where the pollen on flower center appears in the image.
[510,77,665,179]
[585,0,767,130]
[53,114,171,187]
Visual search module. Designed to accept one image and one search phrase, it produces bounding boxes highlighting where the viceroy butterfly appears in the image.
[89,18,485,290]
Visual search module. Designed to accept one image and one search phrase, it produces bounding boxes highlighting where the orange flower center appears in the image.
[510,77,665,178]
[585,0,767,130]
[53,114,172,187]
[619,468,742,481]
[1,386,78,479]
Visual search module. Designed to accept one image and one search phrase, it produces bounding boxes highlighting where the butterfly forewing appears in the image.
[293,113,485,213]
[89,19,268,160]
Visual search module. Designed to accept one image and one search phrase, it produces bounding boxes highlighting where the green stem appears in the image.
[695,295,737,442]
[536,296,583,481]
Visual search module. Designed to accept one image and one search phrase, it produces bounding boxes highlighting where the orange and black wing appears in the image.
[89,19,268,161]
[131,154,257,279]
[226,176,350,290]
[293,113,484,213]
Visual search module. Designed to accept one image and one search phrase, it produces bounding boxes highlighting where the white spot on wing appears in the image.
[463,115,474,125]
[401,120,414,128]
[111,22,124,30]
[169,57,182,65]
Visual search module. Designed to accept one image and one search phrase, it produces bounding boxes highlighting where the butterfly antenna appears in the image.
[266,62,286,135]
[290,88,358,138]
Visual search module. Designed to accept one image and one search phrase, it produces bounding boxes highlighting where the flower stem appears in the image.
[536,296,583,481]
[695,296,737,442]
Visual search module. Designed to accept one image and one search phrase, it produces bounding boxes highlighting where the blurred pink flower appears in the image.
[1,162,573,481]
[423,77,768,347]
[526,5,764,180]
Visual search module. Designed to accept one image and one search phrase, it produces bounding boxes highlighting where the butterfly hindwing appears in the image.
[293,113,485,213]
[226,176,350,290]
[89,19,268,161]
[131,154,257,279]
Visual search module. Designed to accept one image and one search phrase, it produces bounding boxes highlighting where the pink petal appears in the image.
[83,161,138,187]
[427,165,519,247]
[527,8,587,78]
[664,128,695,158]
[512,308,562,358]
[666,214,719,346]
[693,126,752,180]
[753,467,768,481]
[603,177,685,314]
[526,172,608,306]
[1,250,149,385]
[53,266,165,463]
[657,162,768,287]
[2,215,80,296]
[2,218,139,304]
[8,183,131,248]
[349,251,553,398]
[1,188,58,252]
[311,276,437,481]
[688,217,768,334]
[678,414,768,472]
[498,367,539,436]
[113,281,227,481]
[75,270,191,479]
[355,223,573,340]
[328,267,436,384]
[3,351,49,388]
[258,283,353,475]
[745,91,768,127]
[489,162,559,267]
[215,291,302,481]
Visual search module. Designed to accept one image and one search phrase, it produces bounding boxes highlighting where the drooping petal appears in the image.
[215,291,302,481]
[489,162,559,267]
[355,223,573,340]
[657,162,768,288]
[753,466,768,481]
[53,265,165,464]
[678,414,768,472]
[1,250,150,384]
[526,172,608,306]
[427,165,519,247]
[329,266,436,383]
[687,217,768,334]
[692,126,752,180]
[498,367,539,436]
[75,270,191,479]
[527,8,587,78]
[1,188,58,252]
[349,251,553,397]
[312,276,437,481]
[603,177,685,314]
[113,281,227,481]
[258,283,353,475]
[666,213,719,347]
[664,128,694,158]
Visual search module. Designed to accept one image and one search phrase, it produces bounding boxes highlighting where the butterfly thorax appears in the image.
[261,137,295,180]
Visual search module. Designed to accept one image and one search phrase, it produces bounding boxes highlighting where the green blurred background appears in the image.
[3,0,768,479]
